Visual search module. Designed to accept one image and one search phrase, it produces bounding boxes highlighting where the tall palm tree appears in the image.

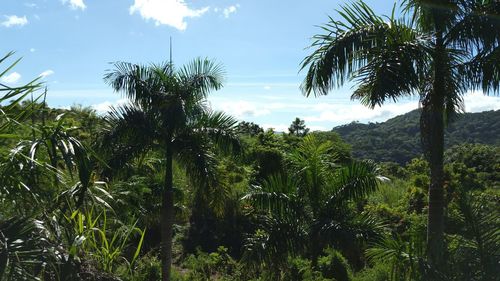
[102,58,240,281]
[300,0,499,265]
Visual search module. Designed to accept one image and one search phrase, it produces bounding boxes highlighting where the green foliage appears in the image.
[317,248,352,281]
[283,257,327,281]
[405,187,426,214]
[182,246,241,280]
[309,131,352,163]
[237,121,264,137]
[445,143,500,189]
[127,253,161,281]
[65,208,146,274]
[0,217,49,280]
[288,117,310,137]
[367,180,407,209]
[242,135,383,275]
[447,191,500,281]
[332,110,500,164]
[352,262,390,281]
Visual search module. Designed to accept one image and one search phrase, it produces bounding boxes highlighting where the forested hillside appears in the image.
[333,109,500,164]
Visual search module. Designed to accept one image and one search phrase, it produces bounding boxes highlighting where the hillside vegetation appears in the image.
[333,109,500,164]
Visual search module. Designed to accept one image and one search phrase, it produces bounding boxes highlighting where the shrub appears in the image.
[127,253,161,281]
[283,257,327,281]
[182,246,240,280]
[317,248,352,281]
[352,262,391,281]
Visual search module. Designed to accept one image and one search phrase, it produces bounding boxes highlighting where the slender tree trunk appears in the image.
[426,105,445,264]
[161,146,174,281]
[425,34,446,267]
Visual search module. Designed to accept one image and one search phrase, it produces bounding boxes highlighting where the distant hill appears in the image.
[332,109,500,164]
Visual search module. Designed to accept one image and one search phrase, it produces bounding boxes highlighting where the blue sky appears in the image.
[2,0,499,131]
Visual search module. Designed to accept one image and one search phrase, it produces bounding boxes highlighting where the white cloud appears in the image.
[262,123,289,132]
[39,70,55,78]
[1,15,28,27]
[61,0,86,10]
[210,89,500,132]
[463,90,500,112]
[223,5,239,18]
[30,48,36,53]
[303,102,420,124]
[216,100,271,118]
[129,0,209,31]
[24,3,37,8]
[263,85,271,90]
[302,91,500,125]
[91,99,128,114]
[1,72,21,84]
[309,125,328,131]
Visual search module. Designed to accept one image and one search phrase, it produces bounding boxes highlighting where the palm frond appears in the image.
[287,135,334,210]
[460,45,500,94]
[327,160,382,206]
[446,0,500,54]
[241,217,307,272]
[104,61,173,109]
[242,174,302,219]
[351,20,430,108]
[301,1,430,107]
[454,191,500,278]
[195,110,241,155]
[0,217,51,280]
[100,103,157,172]
[177,58,225,100]
[316,213,384,254]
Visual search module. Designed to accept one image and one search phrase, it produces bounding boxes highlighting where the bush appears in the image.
[405,187,426,214]
[317,248,352,281]
[127,253,161,281]
[352,262,391,281]
[182,246,240,280]
[283,257,327,281]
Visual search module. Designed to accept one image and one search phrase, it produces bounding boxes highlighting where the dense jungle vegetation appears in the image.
[1,0,499,280]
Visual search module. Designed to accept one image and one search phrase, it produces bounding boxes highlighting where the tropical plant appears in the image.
[300,0,500,266]
[242,135,384,275]
[448,190,499,281]
[0,217,51,280]
[102,58,240,281]
[64,208,146,275]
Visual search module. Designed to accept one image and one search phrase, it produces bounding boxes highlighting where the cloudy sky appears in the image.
[2,0,500,131]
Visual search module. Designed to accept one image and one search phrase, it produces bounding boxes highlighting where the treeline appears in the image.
[332,109,500,164]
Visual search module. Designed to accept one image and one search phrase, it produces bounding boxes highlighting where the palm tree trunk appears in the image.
[425,35,446,267]
[426,105,445,265]
[161,146,174,281]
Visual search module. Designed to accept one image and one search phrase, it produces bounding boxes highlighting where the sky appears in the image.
[2,0,500,131]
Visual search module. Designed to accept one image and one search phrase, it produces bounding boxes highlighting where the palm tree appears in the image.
[300,0,499,265]
[288,117,310,137]
[102,58,240,281]
[242,135,383,275]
